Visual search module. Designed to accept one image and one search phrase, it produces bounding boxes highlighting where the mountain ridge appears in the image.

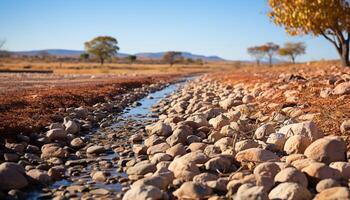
[12,49,226,61]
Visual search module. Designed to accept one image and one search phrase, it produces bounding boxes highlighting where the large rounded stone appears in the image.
[329,162,350,180]
[254,124,275,141]
[235,148,279,168]
[278,121,323,142]
[301,162,341,182]
[268,182,312,200]
[283,135,311,154]
[173,181,212,199]
[26,169,51,185]
[123,185,165,200]
[41,143,68,159]
[274,167,308,187]
[314,187,350,200]
[0,162,28,190]
[304,136,346,164]
[126,162,156,176]
[46,128,67,141]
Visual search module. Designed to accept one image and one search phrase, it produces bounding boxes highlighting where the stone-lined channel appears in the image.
[26,76,195,199]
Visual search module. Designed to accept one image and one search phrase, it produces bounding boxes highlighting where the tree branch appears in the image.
[320,31,340,50]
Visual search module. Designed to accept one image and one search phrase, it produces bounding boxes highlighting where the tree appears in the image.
[268,0,350,67]
[260,42,279,67]
[247,46,265,66]
[85,36,119,65]
[80,53,89,60]
[163,51,182,66]
[278,42,306,63]
[128,55,137,64]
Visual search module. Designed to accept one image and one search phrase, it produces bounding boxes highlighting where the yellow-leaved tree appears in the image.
[268,0,350,67]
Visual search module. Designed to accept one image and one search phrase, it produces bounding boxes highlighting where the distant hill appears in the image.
[12,49,226,61]
[135,52,225,61]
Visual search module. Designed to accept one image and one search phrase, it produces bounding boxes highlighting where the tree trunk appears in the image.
[291,55,295,64]
[100,57,104,65]
[256,59,260,66]
[340,41,349,67]
[269,55,272,67]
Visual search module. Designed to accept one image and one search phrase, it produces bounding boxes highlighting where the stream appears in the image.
[27,76,195,199]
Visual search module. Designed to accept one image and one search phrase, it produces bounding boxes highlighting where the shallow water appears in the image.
[26,76,195,199]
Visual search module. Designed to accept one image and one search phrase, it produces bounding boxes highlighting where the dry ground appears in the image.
[210,60,350,148]
[0,73,182,136]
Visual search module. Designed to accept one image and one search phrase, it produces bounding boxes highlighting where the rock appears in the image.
[302,162,341,182]
[168,158,200,181]
[268,182,312,200]
[316,178,340,192]
[129,134,143,143]
[320,87,332,98]
[4,153,19,162]
[70,137,85,148]
[235,148,280,168]
[133,175,171,190]
[92,171,108,182]
[283,135,311,154]
[86,145,105,155]
[144,135,165,147]
[291,158,318,170]
[278,121,323,142]
[166,143,186,157]
[26,169,51,185]
[314,187,350,200]
[193,173,218,183]
[188,142,207,152]
[227,180,242,196]
[146,122,172,137]
[254,124,275,141]
[127,162,156,176]
[166,125,192,146]
[304,136,346,164]
[274,167,308,187]
[235,184,268,200]
[235,139,259,152]
[285,154,307,164]
[266,133,286,151]
[333,82,350,95]
[0,162,28,190]
[65,120,79,134]
[150,153,172,164]
[242,94,254,103]
[219,98,236,110]
[180,151,209,164]
[74,107,88,119]
[253,162,281,178]
[214,137,233,152]
[133,144,148,155]
[340,119,350,134]
[41,143,68,159]
[329,162,350,180]
[147,142,170,155]
[173,181,212,199]
[46,128,67,141]
[90,188,110,195]
[205,155,236,173]
[48,166,65,180]
[209,114,230,129]
[123,185,165,200]
[49,122,64,130]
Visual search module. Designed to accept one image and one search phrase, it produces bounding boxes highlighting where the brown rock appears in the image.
[314,187,350,200]
[304,136,346,164]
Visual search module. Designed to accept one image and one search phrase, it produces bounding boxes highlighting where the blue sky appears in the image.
[0,0,339,61]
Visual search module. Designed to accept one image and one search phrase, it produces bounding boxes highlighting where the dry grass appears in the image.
[0,59,243,74]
